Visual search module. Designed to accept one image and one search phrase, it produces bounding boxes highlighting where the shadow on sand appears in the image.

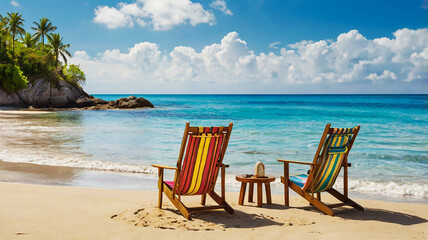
[112,205,284,231]
[114,203,426,231]
[298,205,428,226]
[167,208,284,229]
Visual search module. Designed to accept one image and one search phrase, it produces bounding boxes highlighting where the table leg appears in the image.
[257,182,263,207]
[265,183,272,204]
[238,182,247,205]
[248,182,254,202]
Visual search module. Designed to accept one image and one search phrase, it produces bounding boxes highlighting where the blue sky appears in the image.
[2,0,427,94]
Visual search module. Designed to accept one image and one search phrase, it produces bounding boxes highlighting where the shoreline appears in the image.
[1,160,427,204]
[1,95,427,204]
[1,181,427,239]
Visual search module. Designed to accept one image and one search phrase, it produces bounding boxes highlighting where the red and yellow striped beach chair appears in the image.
[278,123,364,216]
[152,122,234,219]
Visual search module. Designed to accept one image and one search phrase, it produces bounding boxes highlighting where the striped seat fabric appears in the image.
[171,127,225,195]
[301,127,357,193]
[289,174,308,188]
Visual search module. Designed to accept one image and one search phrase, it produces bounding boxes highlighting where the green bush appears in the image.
[0,63,28,93]
[64,64,86,88]
[0,12,85,93]
[15,44,56,80]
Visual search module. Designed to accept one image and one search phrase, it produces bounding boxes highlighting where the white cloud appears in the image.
[71,28,428,93]
[73,51,91,60]
[366,70,397,81]
[269,42,281,49]
[10,0,20,7]
[93,6,134,29]
[93,0,215,30]
[210,0,233,16]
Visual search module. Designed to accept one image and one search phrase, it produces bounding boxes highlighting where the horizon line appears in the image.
[89,93,428,95]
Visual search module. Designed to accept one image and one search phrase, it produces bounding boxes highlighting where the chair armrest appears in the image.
[277,159,317,166]
[221,164,230,168]
[151,164,178,170]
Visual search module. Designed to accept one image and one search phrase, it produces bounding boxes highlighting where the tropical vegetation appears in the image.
[0,12,85,93]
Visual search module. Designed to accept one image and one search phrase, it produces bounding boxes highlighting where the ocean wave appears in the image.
[334,177,428,199]
[1,148,427,199]
[224,175,428,199]
[0,149,156,174]
[1,143,427,199]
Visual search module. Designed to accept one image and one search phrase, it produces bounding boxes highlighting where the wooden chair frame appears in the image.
[278,123,364,216]
[152,122,234,220]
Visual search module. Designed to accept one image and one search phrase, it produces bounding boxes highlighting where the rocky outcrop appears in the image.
[0,78,87,108]
[76,96,99,107]
[49,80,86,107]
[76,95,154,110]
[115,96,154,108]
[0,79,154,110]
[0,90,23,107]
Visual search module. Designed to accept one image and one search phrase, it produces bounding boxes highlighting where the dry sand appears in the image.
[0,182,427,240]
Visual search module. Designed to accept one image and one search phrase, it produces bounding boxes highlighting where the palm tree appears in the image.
[5,12,25,59]
[47,33,71,68]
[32,18,56,53]
[21,32,35,48]
[0,15,8,52]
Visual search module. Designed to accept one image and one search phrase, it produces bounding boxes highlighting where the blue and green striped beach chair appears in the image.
[278,123,364,216]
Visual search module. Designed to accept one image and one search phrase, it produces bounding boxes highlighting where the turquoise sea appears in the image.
[1,94,427,201]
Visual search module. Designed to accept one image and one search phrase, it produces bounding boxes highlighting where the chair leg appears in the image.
[163,183,191,219]
[284,178,289,207]
[209,191,234,214]
[282,162,290,207]
[157,169,164,208]
[218,163,234,214]
[317,192,321,201]
[327,188,364,211]
[201,193,206,205]
[343,160,349,198]
[289,181,334,216]
[158,187,163,209]
[221,164,226,200]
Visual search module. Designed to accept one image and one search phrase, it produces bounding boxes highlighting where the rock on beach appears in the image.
[0,79,154,110]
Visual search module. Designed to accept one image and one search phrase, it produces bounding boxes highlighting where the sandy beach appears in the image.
[0,181,427,240]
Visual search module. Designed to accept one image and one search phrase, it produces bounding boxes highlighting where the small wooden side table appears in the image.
[236,174,276,207]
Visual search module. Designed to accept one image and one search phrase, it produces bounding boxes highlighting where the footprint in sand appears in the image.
[134,209,144,215]
[112,206,226,231]
[15,233,30,235]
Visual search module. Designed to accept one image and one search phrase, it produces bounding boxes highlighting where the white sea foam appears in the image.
[224,174,428,199]
[329,177,428,199]
[0,148,156,174]
[2,145,427,199]
[345,179,428,199]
